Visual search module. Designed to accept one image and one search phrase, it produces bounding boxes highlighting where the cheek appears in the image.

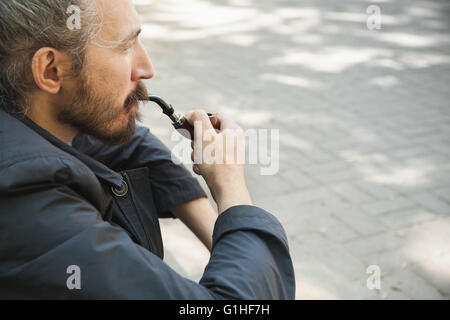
[101,66,131,93]
[85,49,133,101]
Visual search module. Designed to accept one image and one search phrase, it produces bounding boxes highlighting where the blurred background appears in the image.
[134,0,450,299]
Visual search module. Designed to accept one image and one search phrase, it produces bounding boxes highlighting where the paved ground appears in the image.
[135,0,450,299]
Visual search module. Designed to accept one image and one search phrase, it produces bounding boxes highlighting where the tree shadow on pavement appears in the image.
[136,0,450,299]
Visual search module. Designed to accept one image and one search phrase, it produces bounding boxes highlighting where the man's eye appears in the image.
[122,41,135,51]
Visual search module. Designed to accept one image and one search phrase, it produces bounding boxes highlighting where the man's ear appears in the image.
[31,47,69,95]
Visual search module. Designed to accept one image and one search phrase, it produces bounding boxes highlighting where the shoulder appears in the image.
[0,109,96,191]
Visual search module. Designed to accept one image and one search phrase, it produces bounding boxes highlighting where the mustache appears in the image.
[124,81,149,111]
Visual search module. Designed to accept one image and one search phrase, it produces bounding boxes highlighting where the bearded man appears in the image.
[0,0,294,299]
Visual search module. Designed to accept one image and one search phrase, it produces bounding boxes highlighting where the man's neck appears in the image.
[25,95,78,144]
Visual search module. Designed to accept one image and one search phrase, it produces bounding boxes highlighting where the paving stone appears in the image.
[293,247,372,299]
[246,172,295,201]
[419,218,450,243]
[378,208,438,229]
[138,0,450,299]
[333,207,387,236]
[410,251,450,298]
[361,198,416,216]
[355,181,402,201]
[328,182,374,204]
[360,248,412,275]
[382,269,445,300]
[159,219,211,281]
[314,169,360,184]
[410,191,450,215]
[394,224,450,261]
[306,213,360,243]
[432,187,450,204]
[281,187,336,205]
[302,159,351,176]
[344,232,406,257]
[279,169,319,190]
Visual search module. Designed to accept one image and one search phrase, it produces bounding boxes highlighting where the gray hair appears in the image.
[0,0,101,113]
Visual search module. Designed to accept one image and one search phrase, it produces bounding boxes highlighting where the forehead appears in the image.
[94,0,140,41]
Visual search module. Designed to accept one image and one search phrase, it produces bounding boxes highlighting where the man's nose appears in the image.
[131,40,155,81]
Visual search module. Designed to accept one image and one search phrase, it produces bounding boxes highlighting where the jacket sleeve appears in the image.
[0,183,295,299]
[72,127,207,218]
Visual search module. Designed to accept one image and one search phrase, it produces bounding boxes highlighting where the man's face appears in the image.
[57,0,154,145]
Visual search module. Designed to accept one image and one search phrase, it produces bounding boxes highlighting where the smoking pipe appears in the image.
[147,95,220,140]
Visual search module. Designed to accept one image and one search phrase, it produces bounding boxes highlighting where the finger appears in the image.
[184,110,214,131]
[193,164,201,175]
[185,110,216,143]
[215,113,241,131]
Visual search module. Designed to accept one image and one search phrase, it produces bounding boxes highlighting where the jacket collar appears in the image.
[2,104,123,189]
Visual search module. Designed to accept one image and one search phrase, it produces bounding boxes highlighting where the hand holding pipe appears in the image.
[148,95,220,140]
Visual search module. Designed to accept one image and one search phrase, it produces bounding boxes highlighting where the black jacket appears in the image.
[0,105,295,299]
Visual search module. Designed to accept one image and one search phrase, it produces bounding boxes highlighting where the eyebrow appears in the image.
[119,28,142,45]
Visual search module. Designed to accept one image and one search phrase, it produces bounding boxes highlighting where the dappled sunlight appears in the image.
[400,220,450,284]
[138,0,450,299]
[141,14,269,41]
[227,0,253,6]
[293,242,372,299]
[139,1,323,42]
[139,0,264,41]
[220,33,260,47]
[401,226,449,260]
[280,132,313,151]
[260,73,323,89]
[324,11,369,23]
[327,11,412,26]
[160,5,257,30]
[292,34,323,45]
[295,262,341,300]
[339,150,435,187]
[235,110,274,126]
[268,47,389,73]
[346,128,378,143]
[363,166,431,186]
[370,75,399,88]
[399,53,450,69]
[406,5,442,18]
[377,32,448,48]
[340,150,390,164]
[159,219,211,280]
[227,109,275,127]
[271,7,321,34]
[273,7,321,21]
[367,58,404,70]
[290,112,347,127]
